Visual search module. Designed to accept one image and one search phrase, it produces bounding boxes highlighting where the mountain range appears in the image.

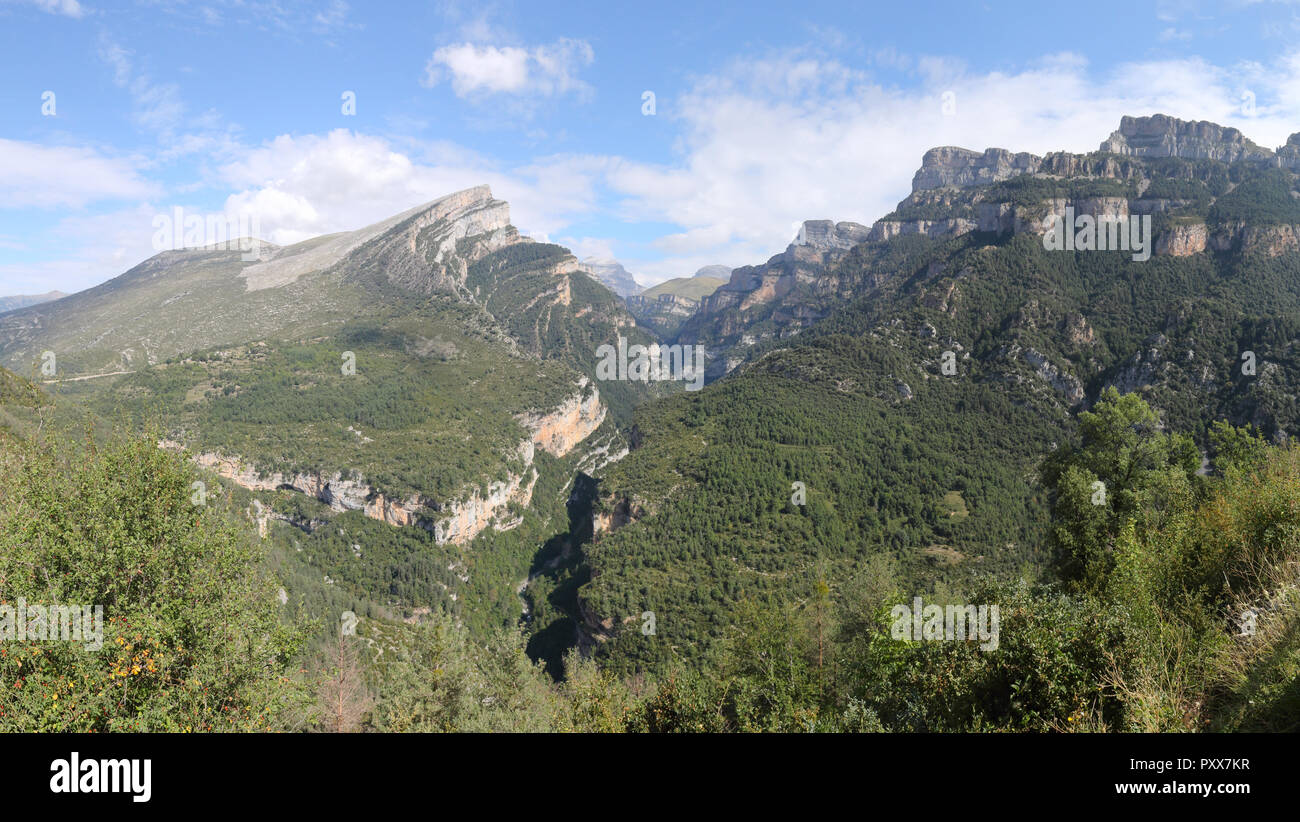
[3,112,1299,709]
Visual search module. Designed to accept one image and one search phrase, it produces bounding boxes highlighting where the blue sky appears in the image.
[4,0,1300,296]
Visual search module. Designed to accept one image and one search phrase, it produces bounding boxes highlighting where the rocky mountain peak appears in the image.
[1099,113,1273,162]
[239,184,512,293]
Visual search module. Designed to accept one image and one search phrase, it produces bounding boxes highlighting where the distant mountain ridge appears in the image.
[669,114,1300,383]
[578,257,642,297]
[0,290,66,314]
[626,266,729,337]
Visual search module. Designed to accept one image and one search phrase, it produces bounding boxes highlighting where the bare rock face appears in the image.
[516,378,607,458]
[1273,133,1300,169]
[1023,347,1085,405]
[1099,114,1273,163]
[240,186,515,293]
[625,293,700,337]
[977,197,1130,237]
[912,147,1041,192]
[869,218,977,242]
[433,468,539,545]
[1242,224,1300,257]
[578,257,642,297]
[795,220,871,251]
[327,184,519,297]
[1155,222,1209,256]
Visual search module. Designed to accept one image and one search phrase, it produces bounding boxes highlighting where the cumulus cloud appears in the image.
[424,38,594,99]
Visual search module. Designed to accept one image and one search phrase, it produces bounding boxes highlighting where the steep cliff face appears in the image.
[516,378,607,457]
[912,146,1042,191]
[239,186,516,294]
[869,217,976,242]
[193,447,541,544]
[191,450,431,523]
[342,185,521,296]
[677,220,874,375]
[433,467,539,544]
[1100,114,1273,163]
[625,293,700,337]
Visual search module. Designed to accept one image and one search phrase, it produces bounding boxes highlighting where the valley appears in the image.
[3,114,1299,733]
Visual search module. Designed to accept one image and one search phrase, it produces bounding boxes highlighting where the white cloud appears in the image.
[215,130,607,246]
[425,38,594,99]
[0,139,156,208]
[21,0,84,18]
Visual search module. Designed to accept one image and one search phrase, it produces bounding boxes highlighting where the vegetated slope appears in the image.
[642,275,727,301]
[0,185,664,646]
[578,115,1300,675]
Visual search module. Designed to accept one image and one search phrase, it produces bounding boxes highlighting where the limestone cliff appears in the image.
[1099,114,1273,163]
[185,379,607,545]
[516,378,607,457]
[912,146,1041,192]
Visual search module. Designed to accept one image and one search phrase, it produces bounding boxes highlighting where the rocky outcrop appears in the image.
[339,185,521,296]
[1242,224,1300,257]
[191,451,430,522]
[908,117,1300,202]
[1155,222,1209,256]
[193,448,541,545]
[912,146,1041,192]
[795,220,871,251]
[869,218,977,242]
[1273,133,1300,170]
[592,492,641,536]
[1100,114,1273,163]
[626,293,700,337]
[977,197,1131,237]
[1022,347,1085,405]
[240,186,516,293]
[516,378,607,457]
[433,468,538,544]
